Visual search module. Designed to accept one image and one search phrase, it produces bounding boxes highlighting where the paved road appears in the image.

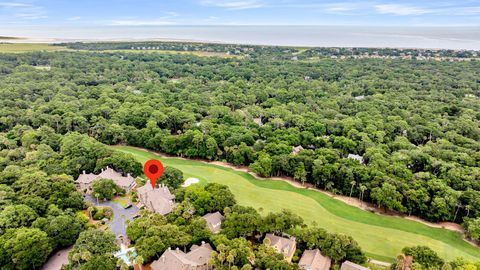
[84,195,139,237]
[42,246,72,270]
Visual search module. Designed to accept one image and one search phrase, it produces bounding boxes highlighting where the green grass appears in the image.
[112,197,129,208]
[112,146,480,262]
[0,43,69,53]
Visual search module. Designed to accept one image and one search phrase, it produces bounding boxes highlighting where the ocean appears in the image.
[1,25,480,50]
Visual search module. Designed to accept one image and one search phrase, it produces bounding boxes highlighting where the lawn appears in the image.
[0,43,69,53]
[112,196,129,208]
[112,145,480,262]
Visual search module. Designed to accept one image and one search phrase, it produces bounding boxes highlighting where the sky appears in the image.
[0,0,479,27]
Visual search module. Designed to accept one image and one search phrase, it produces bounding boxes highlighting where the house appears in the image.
[75,166,136,194]
[347,154,364,164]
[151,242,213,270]
[299,249,331,270]
[265,233,296,262]
[292,145,304,155]
[136,183,175,215]
[202,212,224,234]
[340,261,370,270]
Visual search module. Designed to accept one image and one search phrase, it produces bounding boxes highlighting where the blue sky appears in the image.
[0,0,479,26]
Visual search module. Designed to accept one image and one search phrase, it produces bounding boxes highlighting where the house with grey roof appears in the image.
[340,261,370,270]
[299,249,331,270]
[265,233,296,262]
[347,154,365,164]
[292,145,304,155]
[137,183,175,215]
[75,166,136,194]
[202,212,224,234]
[151,242,213,270]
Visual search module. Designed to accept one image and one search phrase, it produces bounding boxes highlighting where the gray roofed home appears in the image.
[75,166,136,194]
[137,183,175,215]
[340,261,370,270]
[299,249,331,270]
[265,233,296,262]
[347,154,364,164]
[292,145,304,154]
[151,242,214,270]
[202,212,224,234]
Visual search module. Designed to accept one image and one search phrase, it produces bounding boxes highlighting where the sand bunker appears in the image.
[182,177,199,187]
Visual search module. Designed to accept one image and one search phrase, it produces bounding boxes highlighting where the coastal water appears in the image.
[2,25,480,50]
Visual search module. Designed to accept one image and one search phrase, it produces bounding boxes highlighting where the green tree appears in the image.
[92,179,121,200]
[158,166,184,189]
[402,246,444,269]
[371,182,406,212]
[4,228,52,270]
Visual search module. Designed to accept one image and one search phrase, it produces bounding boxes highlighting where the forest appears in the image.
[0,43,479,239]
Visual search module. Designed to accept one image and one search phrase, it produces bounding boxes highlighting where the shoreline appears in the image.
[1,36,479,51]
[122,146,467,234]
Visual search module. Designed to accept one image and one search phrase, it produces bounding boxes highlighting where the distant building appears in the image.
[354,95,365,100]
[202,212,224,234]
[292,145,304,155]
[340,261,370,270]
[253,117,263,126]
[136,183,175,215]
[265,233,296,262]
[75,166,136,194]
[151,242,213,270]
[299,249,331,270]
[347,154,364,164]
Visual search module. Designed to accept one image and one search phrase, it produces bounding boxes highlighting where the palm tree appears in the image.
[87,206,94,219]
[466,205,471,217]
[326,182,334,193]
[94,193,100,205]
[349,180,356,198]
[133,255,144,270]
[359,185,367,206]
[453,202,463,222]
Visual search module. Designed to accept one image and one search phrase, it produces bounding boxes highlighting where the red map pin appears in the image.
[143,159,164,188]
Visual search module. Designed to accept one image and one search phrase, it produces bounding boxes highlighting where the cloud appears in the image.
[0,2,31,7]
[200,0,264,10]
[374,4,431,16]
[0,1,47,21]
[68,16,81,21]
[323,3,361,14]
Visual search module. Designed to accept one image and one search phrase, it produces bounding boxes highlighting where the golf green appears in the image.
[112,146,480,262]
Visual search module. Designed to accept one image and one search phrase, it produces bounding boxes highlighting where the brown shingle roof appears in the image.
[340,261,370,270]
[151,243,213,270]
[75,167,135,190]
[299,249,331,270]
[265,233,296,261]
[137,183,175,215]
[202,212,224,234]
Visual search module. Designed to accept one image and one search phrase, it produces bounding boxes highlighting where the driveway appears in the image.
[84,195,139,237]
[42,246,72,270]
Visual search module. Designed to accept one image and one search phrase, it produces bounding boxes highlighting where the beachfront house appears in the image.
[202,212,224,234]
[75,166,136,194]
[298,249,331,270]
[264,233,297,262]
[151,242,214,270]
[136,183,175,215]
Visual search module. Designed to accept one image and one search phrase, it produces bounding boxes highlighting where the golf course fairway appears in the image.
[112,145,480,262]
